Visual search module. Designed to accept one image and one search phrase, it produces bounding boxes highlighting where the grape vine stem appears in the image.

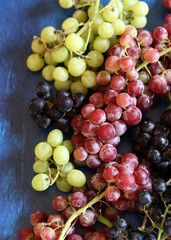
[58,191,105,240]
[157,204,170,240]
[136,46,171,72]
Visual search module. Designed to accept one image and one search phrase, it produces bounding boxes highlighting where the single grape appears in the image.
[32,174,50,191]
[67,169,86,187]
[27,54,45,72]
[35,142,52,161]
[53,145,69,165]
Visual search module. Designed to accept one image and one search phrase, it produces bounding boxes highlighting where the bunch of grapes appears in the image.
[26,0,150,95]
[32,129,86,192]
[131,109,171,181]
[29,82,86,130]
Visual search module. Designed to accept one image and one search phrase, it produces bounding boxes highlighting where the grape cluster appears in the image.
[29,82,86,130]
[131,109,171,180]
[26,0,150,94]
[32,129,86,192]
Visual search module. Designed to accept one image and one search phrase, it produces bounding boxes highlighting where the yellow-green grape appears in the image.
[59,162,75,177]
[98,22,114,39]
[62,17,79,34]
[51,46,69,63]
[67,169,86,187]
[102,6,119,22]
[130,16,147,29]
[59,0,74,9]
[68,57,86,77]
[54,79,72,91]
[35,142,53,161]
[53,66,69,82]
[41,26,58,44]
[123,0,138,12]
[32,173,50,191]
[81,29,94,43]
[56,177,72,192]
[53,145,69,165]
[112,19,125,35]
[93,36,110,53]
[27,54,45,72]
[92,15,104,34]
[132,1,149,17]
[64,54,72,68]
[88,5,103,18]
[86,50,104,68]
[46,167,57,178]
[31,39,46,54]
[110,35,119,46]
[81,70,97,88]
[71,81,88,95]
[73,10,87,23]
[44,51,58,65]
[65,33,84,52]
[33,160,49,173]
[61,140,74,154]
[42,65,55,81]
[47,129,63,147]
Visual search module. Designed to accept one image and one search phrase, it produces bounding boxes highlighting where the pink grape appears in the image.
[144,48,160,63]
[116,93,131,108]
[122,106,142,125]
[127,46,141,59]
[124,25,137,37]
[96,70,111,85]
[105,186,121,202]
[89,92,105,108]
[117,173,135,191]
[137,29,153,47]
[91,173,107,191]
[99,144,117,162]
[137,95,152,111]
[81,104,95,119]
[81,120,98,137]
[71,192,87,208]
[149,75,167,93]
[84,137,102,154]
[86,154,101,168]
[110,76,126,92]
[53,196,68,211]
[30,210,47,226]
[18,228,35,240]
[126,70,139,81]
[105,56,120,73]
[112,120,127,136]
[105,103,122,121]
[71,114,84,131]
[90,109,106,125]
[104,90,118,104]
[97,123,116,142]
[74,146,88,161]
[79,209,97,227]
[107,44,124,58]
[153,26,168,41]
[120,34,135,48]
[127,80,144,97]
[71,132,86,147]
[120,56,136,72]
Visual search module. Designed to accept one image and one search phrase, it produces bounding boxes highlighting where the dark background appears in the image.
[0,0,169,239]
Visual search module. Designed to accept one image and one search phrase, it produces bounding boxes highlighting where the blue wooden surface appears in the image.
[0,0,169,239]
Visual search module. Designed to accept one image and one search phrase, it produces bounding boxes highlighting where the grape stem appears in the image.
[58,191,105,240]
[136,46,171,72]
[98,214,113,228]
[157,204,170,240]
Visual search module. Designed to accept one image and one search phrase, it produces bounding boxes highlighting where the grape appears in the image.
[33,160,49,173]
[144,48,160,63]
[59,0,74,8]
[81,29,94,43]
[120,56,135,72]
[18,228,35,240]
[120,34,135,48]
[29,98,46,116]
[99,144,117,162]
[44,50,57,65]
[68,235,83,240]
[86,50,104,68]
[62,17,79,34]
[153,26,168,41]
[53,66,69,82]
[92,231,106,240]
[54,79,72,91]
[35,142,52,161]
[73,10,87,23]
[53,145,69,165]
[32,174,50,191]
[30,210,47,226]
[53,196,68,211]
[86,154,101,168]
[51,46,69,63]
[59,162,74,177]
[110,76,126,91]
[122,106,142,125]
[96,70,111,86]
[90,109,106,125]
[47,130,63,148]
[92,15,104,34]
[40,26,57,44]
[56,177,72,192]
[61,140,74,154]
[149,75,167,93]
[132,1,149,17]
[71,81,88,95]
[68,57,86,77]
[65,33,84,52]
[98,22,114,39]
[31,38,46,54]
[123,0,138,12]
[103,164,119,182]
[79,209,97,227]
[105,186,121,202]
[42,65,55,81]
[81,70,97,88]
[97,123,116,142]
[67,169,86,187]
[71,192,87,208]
[93,36,110,53]
[105,56,120,73]
[102,6,119,22]
[74,146,88,161]
[27,54,45,72]
[112,19,125,35]
[130,16,147,28]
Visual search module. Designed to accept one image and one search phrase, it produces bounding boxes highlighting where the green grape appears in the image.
[88,5,103,18]
[54,79,72,91]
[32,173,50,191]
[81,29,94,43]
[67,169,86,187]
[62,17,79,34]
[46,167,57,178]
[47,129,63,147]
[102,6,119,22]
[51,46,68,63]
[86,50,104,68]
[35,142,53,161]
[59,162,74,177]
[26,54,45,72]
[33,160,49,173]
[53,66,69,82]
[73,10,87,23]
[130,16,147,29]
[112,19,125,35]
[81,70,97,88]
[59,0,74,9]
[68,57,86,77]
[53,145,69,165]
[98,22,114,39]
[56,177,72,192]
[65,33,84,52]
[93,36,110,53]
[31,39,46,54]
[92,15,104,34]
[123,0,138,12]
[44,51,58,65]
[71,80,88,95]
[109,35,119,46]
[41,26,58,44]
[132,1,149,17]
[42,65,55,81]
[61,140,74,154]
